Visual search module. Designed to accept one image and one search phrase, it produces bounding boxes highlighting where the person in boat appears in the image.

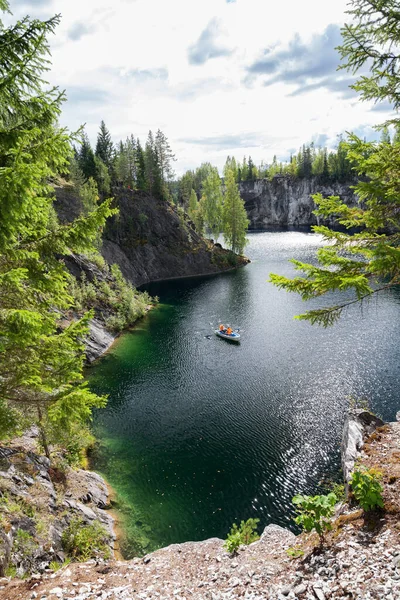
[226,327,232,335]
[219,324,226,333]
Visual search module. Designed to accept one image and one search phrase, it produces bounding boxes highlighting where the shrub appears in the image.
[350,468,384,512]
[61,518,110,561]
[292,493,337,539]
[327,481,346,502]
[223,518,260,554]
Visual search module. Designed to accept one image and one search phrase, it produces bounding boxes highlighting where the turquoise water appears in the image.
[89,231,400,556]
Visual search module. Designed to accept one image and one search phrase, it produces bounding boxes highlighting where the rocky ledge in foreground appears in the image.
[4,415,400,600]
[0,429,115,585]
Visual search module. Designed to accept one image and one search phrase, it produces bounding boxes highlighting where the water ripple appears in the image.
[90,231,400,555]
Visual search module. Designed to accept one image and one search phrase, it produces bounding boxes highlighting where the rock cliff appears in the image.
[239,177,356,229]
[54,184,248,362]
[54,185,249,290]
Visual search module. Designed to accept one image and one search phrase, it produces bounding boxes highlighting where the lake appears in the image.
[89,231,400,556]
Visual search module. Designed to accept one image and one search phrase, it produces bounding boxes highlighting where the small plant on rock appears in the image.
[223,518,260,554]
[350,468,384,512]
[286,545,304,559]
[61,518,110,561]
[292,493,337,541]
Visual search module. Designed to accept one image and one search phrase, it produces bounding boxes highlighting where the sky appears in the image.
[7,0,392,175]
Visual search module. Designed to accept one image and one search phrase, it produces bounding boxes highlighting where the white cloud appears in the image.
[7,0,394,174]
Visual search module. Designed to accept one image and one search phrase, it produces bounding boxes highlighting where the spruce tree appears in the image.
[77,133,96,180]
[95,120,114,171]
[270,0,400,326]
[155,129,176,198]
[322,149,330,182]
[0,4,115,449]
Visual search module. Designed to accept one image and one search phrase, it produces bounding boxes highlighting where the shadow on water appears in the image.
[89,231,400,557]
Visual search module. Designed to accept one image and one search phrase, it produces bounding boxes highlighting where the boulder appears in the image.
[341,410,385,485]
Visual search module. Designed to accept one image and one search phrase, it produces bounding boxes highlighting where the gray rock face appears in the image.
[239,177,356,229]
[259,524,296,546]
[86,318,115,364]
[55,188,248,290]
[101,192,248,288]
[341,410,385,484]
[0,443,115,577]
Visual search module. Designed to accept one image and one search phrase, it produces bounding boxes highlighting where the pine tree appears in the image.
[247,156,255,181]
[136,139,147,191]
[322,149,330,182]
[155,129,176,199]
[222,169,249,254]
[144,130,163,199]
[94,156,111,196]
[77,133,96,180]
[0,5,116,449]
[95,120,114,172]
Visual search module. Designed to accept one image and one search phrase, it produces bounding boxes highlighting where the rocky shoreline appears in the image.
[2,408,399,599]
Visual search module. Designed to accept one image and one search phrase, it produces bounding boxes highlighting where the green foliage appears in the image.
[0,492,36,519]
[95,120,114,171]
[155,128,176,199]
[270,0,400,326]
[49,560,64,572]
[5,565,17,578]
[223,518,260,554]
[0,6,116,450]
[76,133,96,180]
[14,530,36,554]
[94,156,111,196]
[79,177,99,216]
[339,0,400,110]
[114,136,136,189]
[201,169,223,237]
[69,265,152,334]
[329,482,346,503]
[222,168,249,254]
[144,130,163,199]
[61,518,110,561]
[350,468,384,512]
[187,189,204,233]
[286,545,304,559]
[292,493,337,538]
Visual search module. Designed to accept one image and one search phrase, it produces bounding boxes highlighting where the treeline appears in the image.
[73,122,176,201]
[177,140,355,205]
